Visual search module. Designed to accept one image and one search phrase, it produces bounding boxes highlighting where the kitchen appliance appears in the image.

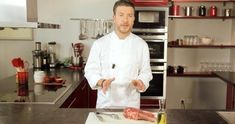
[32,51,42,69]
[35,42,41,51]
[41,50,49,69]
[70,43,84,70]
[0,0,59,28]
[133,7,168,99]
[134,32,168,62]
[48,42,57,68]
[141,63,167,99]
[32,42,42,69]
[133,7,168,30]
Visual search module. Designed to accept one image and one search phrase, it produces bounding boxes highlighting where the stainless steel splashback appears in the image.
[0,0,59,29]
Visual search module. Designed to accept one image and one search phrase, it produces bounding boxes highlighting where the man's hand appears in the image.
[131,79,145,91]
[102,77,115,94]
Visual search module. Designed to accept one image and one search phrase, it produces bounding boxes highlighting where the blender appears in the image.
[48,42,57,68]
[71,43,84,69]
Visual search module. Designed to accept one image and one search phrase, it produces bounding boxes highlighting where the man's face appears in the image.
[113,6,135,35]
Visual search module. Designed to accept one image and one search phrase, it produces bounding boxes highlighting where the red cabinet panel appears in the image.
[60,79,89,108]
[140,99,160,108]
[131,0,169,6]
[88,88,97,108]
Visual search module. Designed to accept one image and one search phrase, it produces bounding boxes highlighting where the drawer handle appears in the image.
[68,97,77,108]
[81,84,87,90]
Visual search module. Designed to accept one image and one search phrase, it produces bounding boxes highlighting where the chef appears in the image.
[84,0,152,109]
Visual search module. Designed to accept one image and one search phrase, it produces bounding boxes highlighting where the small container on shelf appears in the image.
[184,6,193,16]
[170,5,180,16]
[199,5,206,16]
[167,65,175,74]
[224,9,232,17]
[209,6,217,17]
[200,37,213,45]
[177,66,185,74]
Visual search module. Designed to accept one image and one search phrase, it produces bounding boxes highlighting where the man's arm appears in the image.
[136,42,153,92]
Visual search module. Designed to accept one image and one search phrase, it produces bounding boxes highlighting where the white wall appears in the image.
[0,41,34,80]
[0,0,116,80]
[232,3,235,71]
[35,0,116,60]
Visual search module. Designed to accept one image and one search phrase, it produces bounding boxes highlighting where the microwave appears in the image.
[133,7,168,30]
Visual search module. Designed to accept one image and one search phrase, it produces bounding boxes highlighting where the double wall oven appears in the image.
[133,7,168,99]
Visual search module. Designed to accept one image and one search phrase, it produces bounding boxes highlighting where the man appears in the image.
[84,0,152,108]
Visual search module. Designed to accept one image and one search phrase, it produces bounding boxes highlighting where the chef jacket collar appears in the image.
[112,31,133,41]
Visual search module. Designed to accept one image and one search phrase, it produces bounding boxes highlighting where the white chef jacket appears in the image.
[84,31,152,109]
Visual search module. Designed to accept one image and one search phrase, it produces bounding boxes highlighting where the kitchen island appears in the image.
[0,104,229,124]
[0,68,231,124]
[0,67,84,107]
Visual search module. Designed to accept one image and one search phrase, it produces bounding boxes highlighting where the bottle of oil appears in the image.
[157,99,167,124]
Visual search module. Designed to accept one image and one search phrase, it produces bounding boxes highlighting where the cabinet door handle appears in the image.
[68,97,77,108]
[81,84,87,90]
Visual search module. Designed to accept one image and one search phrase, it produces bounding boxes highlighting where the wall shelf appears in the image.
[171,0,234,2]
[167,72,216,77]
[168,44,235,48]
[169,16,235,20]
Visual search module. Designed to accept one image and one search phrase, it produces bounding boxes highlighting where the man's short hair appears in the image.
[113,0,135,15]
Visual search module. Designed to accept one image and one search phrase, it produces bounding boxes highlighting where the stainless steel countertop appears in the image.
[0,68,84,106]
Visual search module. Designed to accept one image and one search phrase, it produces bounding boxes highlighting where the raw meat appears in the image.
[123,107,156,122]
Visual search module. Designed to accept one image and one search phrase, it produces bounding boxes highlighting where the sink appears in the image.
[217,111,235,124]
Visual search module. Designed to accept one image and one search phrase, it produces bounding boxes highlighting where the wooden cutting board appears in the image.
[85,112,157,124]
[217,111,235,124]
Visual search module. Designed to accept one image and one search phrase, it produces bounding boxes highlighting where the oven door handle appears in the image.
[146,39,166,42]
[152,71,164,74]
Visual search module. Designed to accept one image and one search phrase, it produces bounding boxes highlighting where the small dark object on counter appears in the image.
[44,76,63,83]
[55,78,63,83]
[168,40,178,46]
[167,65,175,74]
[177,66,184,74]
[44,85,63,91]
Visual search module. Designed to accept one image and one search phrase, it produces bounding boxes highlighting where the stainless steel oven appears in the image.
[147,40,167,62]
[133,7,168,30]
[132,32,167,62]
[133,7,169,99]
[141,62,167,99]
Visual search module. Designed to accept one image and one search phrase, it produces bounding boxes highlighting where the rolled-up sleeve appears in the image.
[137,42,153,92]
[84,42,102,89]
